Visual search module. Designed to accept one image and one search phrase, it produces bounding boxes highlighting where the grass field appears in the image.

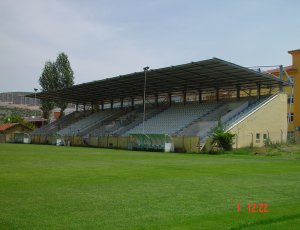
[1,144,300,230]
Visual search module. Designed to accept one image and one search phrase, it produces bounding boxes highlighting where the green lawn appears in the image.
[0,144,300,230]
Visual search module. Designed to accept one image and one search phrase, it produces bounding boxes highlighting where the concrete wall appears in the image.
[228,93,287,148]
[30,135,200,153]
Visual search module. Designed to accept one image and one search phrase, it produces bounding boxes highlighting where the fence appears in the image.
[14,130,292,151]
[30,134,200,153]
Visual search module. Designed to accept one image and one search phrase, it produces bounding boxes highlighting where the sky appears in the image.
[0,0,299,93]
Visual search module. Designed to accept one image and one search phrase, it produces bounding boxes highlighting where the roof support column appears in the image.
[120,98,124,110]
[279,65,283,80]
[216,88,219,103]
[183,91,187,105]
[83,103,86,112]
[257,83,261,100]
[168,93,172,106]
[236,85,240,101]
[131,97,135,110]
[279,83,283,92]
[110,99,114,110]
[91,104,94,113]
[198,90,202,104]
[142,95,145,107]
[155,94,159,107]
[76,103,78,112]
[279,65,284,92]
[101,101,104,111]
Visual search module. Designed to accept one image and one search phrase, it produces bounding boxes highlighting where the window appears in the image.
[288,94,294,104]
[263,134,267,140]
[288,113,294,123]
[255,133,260,143]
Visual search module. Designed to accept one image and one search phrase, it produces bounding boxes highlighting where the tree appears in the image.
[40,100,55,121]
[39,61,59,91]
[56,53,74,88]
[39,61,57,120]
[55,53,74,117]
[38,53,74,119]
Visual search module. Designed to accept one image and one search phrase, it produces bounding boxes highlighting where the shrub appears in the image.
[4,115,36,130]
[209,120,235,151]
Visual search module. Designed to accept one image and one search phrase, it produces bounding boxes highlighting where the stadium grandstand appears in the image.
[28,58,292,151]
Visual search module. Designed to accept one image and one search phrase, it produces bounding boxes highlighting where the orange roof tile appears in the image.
[0,123,18,132]
[288,49,300,55]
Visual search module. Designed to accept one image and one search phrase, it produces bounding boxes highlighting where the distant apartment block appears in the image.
[0,92,40,106]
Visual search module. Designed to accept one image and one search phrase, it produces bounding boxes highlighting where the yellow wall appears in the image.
[267,50,300,135]
[290,51,300,130]
[228,93,287,148]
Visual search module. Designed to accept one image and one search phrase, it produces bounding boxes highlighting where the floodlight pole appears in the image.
[34,88,38,117]
[143,66,149,134]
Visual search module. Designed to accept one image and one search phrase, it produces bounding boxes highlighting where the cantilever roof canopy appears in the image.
[29,58,290,104]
